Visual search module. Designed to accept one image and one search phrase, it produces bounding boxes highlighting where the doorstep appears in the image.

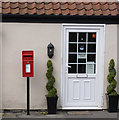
[1,110,118,120]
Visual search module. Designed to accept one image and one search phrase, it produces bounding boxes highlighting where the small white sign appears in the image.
[78,54,86,59]
[87,62,94,74]
[26,64,30,73]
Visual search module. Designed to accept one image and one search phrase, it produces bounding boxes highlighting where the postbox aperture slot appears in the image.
[23,55,33,57]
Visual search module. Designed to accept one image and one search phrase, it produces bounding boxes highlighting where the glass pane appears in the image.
[69,54,77,63]
[78,59,86,63]
[78,44,86,52]
[88,44,96,52]
[69,43,77,52]
[78,64,86,73]
[88,33,96,42]
[79,33,86,42]
[68,64,77,73]
[87,64,96,74]
[87,54,96,63]
[69,32,77,42]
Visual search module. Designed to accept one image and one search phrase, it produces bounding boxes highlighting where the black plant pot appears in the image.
[106,94,119,112]
[46,96,58,114]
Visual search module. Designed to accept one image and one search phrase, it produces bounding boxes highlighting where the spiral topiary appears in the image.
[106,59,118,95]
[46,60,57,97]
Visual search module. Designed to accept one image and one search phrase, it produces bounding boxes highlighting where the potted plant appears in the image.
[106,59,118,112]
[46,60,58,114]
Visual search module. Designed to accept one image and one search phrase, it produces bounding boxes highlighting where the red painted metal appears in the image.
[22,51,34,77]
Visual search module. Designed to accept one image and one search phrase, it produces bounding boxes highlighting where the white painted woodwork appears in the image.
[61,24,105,109]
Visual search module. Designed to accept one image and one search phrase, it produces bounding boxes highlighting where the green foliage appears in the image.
[40,109,48,115]
[46,60,57,97]
[106,59,118,95]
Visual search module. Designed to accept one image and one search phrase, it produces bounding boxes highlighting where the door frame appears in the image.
[61,24,105,110]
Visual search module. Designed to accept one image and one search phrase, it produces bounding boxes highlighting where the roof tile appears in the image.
[28,7,36,14]
[100,2,106,5]
[27,2,36,9]
[53,2,60,10]
[94,9,102,15]
[19,8,27,15]
[91,2,99,5]
[36,3,44,9]
[108,2,115,5]
[61,3,68,10]
[86,9,94,15]
[102,9,110,15]
[2,2,10,8]
[62,9,69,15]
[78,9,85,15]
[19,2,27,9]
[45,2,52,10]
[2,7,10,14]
[45,9,53,15]
[77,3,84,10]
[10,2,18,8]
[110,9,118,15]
[54,8,61,15]
[109,3,117,10]
[69,3,76,10]
[70,9,77,15]
[75,2,82,5]
[36,8,45,15]
[11,8,19,14]
[93,3,101,11]
[101,3,109,10]
[85,3,92,10]
[0,2,2,8]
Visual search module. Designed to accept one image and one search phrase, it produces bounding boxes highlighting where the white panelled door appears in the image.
[61,24,105,109]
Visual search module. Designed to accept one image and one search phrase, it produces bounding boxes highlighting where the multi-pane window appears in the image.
[68,32,96,74]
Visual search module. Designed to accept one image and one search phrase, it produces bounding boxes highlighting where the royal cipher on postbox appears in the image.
[22,51,34,77]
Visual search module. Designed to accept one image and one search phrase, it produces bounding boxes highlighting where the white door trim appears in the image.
[61,24,105,109]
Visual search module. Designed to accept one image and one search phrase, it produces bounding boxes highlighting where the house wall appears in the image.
[103,24,117,109]
[2,23,118,109]
[0,22,2,110]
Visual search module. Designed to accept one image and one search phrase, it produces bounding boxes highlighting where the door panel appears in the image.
[67,78,96,106]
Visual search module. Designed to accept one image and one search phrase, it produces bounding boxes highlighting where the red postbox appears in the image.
[22,51,34,77]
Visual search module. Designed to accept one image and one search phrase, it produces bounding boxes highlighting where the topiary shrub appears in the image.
[46,60,57,97]
[106,59,118,95]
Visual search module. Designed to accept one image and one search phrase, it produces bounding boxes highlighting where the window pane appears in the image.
[69,43,77,52]
[88,33,96,42]
[69,32,77,42]
[78,64,86,73]
[87,64,96,74]
[78,44,86,52]
[87,54,96,63]
[88,44,96,52]
[69,54,77,63]
[68,64,77,73]
[78,59,86,63]
[79,33,86,42]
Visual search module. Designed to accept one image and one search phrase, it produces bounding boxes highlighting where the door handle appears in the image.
[66,65,71,68]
